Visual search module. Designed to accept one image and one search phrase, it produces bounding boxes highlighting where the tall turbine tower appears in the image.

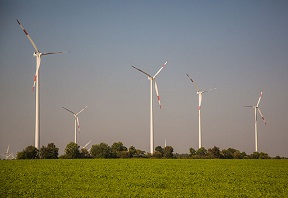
[244,91,267,152]
[17,20,67,149]
[62,106,88,144]
[186,74,216,148]
[132,61,167,154]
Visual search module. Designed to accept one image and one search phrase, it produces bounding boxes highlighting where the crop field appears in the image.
[1,159,288,197]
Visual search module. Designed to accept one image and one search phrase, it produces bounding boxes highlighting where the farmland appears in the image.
[1,159,287,197]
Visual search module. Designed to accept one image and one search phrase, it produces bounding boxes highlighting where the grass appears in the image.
[1,159,288,197]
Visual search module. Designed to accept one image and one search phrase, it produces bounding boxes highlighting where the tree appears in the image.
[90,143,112,158]
[189,147,196,156]
[259,152,270,159]
[111,142,127,158]
[133,149,146,158]
[207,146,222,158]
[64,142,80,159]
[117,151,131,158]
[196,147,207,157]
[221,148,238,159]
[153,151,163,158]
[163,146,174,158]
[155,146,164,155]
[17,145,39,159]
[80,148,90,158]
[39,143,59,159]
[128,146,136,157]
[153,146,164,158]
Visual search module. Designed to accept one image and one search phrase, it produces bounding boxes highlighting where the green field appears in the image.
[1,159,287,197]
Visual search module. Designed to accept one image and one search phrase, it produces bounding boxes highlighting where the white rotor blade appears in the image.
[62,107,76,115]
[6,144,10,153]
[154,80,162,109]
[186,74,200,92]
[258,108,267,125]
[199,93,202,110]
[256,91,263,107]
[17,19,39,53]
[132,66,152,78]
[32,56,41,92]
[42,51,69,56]
[76,106,88,116]
[153,61,167,78]
[76,116,80,132]
[202,88,217,94]
[83,141,91,149]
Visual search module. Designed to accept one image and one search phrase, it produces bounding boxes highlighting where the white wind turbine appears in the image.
[62,106,88,144]
[186,74,216,149]
[17,19,68,149]
[1,144,15,160]
[244,91,267,152]
[132,61,167,154]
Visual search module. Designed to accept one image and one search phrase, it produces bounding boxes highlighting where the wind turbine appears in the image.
[62,106,88,144]
[244,91,267,152]
[132,61,167,154]
[186,74,216,149]
[1,144,14,160]
[17,19,68,149]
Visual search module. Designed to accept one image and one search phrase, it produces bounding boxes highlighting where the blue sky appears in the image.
[1,1,288,157]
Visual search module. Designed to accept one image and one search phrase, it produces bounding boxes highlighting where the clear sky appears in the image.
[1,1,288,157]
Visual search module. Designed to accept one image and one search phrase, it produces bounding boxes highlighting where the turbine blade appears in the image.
[16,19,39,52]
[76,106,88,115]
[258,108,267,125]
[42,51,69,56]
[132,66,152,78]
[256,91,263,107]
[154,80,162,109]
[186,74,200,92]
[204,88,217,93]
[153,61,167,78]
[199,94,202,110]
[62,107,75,115]
[32,57,41,92]
[243,106,254,107]
[6,144,10,153]
[83,141,91,149]
[76,116,80,132]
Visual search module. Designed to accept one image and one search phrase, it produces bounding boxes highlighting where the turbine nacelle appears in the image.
[33,52,41,57]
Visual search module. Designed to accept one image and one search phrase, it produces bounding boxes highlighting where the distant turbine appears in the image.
[244,91,267,152]
[132,61,167,154]
[62,106,88,144]
[17,19,68,149]
[186,74,216,149]
[1,144,14,160]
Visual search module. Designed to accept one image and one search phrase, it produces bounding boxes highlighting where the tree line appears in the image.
[13,142,284,160]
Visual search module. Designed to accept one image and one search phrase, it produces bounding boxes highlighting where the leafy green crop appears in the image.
[1,159,287,197]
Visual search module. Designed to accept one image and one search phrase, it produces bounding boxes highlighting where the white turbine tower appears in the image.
[132,61,167,154]
[62,106,88,144]
[244,91,267,152]
[186,74,216,149]
[17,20,67,149]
